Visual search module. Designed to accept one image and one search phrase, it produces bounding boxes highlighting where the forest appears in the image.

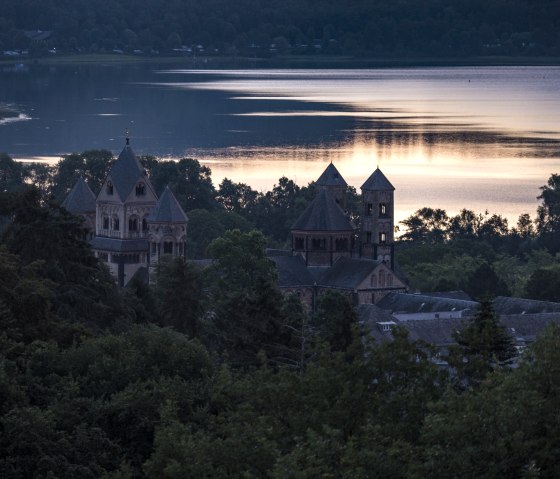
[1,150,560,476]
[1,0,559,60]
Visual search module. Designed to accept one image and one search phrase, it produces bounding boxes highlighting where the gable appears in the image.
[357,263,406,290]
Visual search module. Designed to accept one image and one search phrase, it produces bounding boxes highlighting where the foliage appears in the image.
[153,256,205,338]
[0,0,557,59]
[449,299,516,384]
[50,150,115,202]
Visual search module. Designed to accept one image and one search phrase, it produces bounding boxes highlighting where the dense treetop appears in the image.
[1,0,558,59]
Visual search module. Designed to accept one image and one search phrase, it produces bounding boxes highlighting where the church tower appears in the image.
[147,186,189,277]
[315,162,348,209]
[92,137,158,286]
[359,168,395,269]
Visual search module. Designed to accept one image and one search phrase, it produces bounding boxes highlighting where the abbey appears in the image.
[62,138,188,286]
[270,162,407,307]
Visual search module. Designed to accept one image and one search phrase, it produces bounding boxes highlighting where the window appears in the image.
[379,203,387,216]
[163,241,173,254]
[379,232,386,243]
[366,203,373,215]
[311,238,326,250]
[136,182,145,196]
[142,218,148,232]
[366,232,372,244]
[106,181,113,195]
[102,216,109,230]
[112,217,120,231]
[335,238,348,251]
[294,237,304,250]
[129,217,138,232]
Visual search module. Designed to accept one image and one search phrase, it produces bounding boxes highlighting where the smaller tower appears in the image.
[315,162,348,209]
[360,168,395,268]
[61,177,96,240]
[291,188,355,267]
[147,186,189,275]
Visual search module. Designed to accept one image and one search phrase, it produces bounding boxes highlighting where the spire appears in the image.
[62,177,96,213]
[125,128,130,146]
[316,163,347,187]
[361,167,395,191]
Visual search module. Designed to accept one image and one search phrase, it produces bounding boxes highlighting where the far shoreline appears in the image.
[1,53,559,68]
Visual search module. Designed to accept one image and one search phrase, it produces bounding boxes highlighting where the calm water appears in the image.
[1,62,559,225]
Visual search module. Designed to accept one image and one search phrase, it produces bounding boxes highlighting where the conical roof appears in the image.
[316,163,347,187]
[291,188,354,231]
[109,142,146,201]
[148,186,188,223]
[361,168,395,191]
[62,177,96,213]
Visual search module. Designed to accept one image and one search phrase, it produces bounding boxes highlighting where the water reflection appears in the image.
[0,64,559,225]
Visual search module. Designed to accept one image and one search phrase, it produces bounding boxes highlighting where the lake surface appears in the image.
[1,62,559,225]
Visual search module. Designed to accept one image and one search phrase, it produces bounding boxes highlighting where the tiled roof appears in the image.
[109,144,148,202]
[493,296,560,315]
[318,257,381,290]
[271,255,315,287]
[357,303,398,342]
[316,163,347,187]
[148,186,188,223]
[62,177,96,214]
[291,188,354,232]
[90,237,148,253]
[361,168,395,191]
[377,292,478,315]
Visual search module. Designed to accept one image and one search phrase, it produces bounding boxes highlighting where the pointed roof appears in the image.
[148,186,188,223]
[291,188,354,231]
[109,142,146,201]
[316,163,347,187]
[361,167,395,191]
[62,177,96,214]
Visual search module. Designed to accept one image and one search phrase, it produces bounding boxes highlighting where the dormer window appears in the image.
[136,182,145,196]
[106,181,113,195]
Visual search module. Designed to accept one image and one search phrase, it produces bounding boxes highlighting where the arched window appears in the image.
[142,218,148,232]
[106,181,113,195]
[136,182,145,196]
[379,232,387,244]
[379,203,388,217]
[163,241,173,254]
[128,217,138,232]
[112,216,120,231]
[102,216,109,230]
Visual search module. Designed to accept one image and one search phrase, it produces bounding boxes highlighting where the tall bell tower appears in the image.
[359,167,395,269]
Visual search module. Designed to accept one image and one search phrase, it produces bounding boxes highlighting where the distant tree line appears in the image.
[0,0,558,58]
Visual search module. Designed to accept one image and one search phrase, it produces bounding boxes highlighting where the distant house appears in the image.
[24,30,52,42]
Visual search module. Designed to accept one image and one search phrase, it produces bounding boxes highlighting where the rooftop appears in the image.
[148,186,188,223]
[361,167,395,191]
[61,177,96,214]
[316,163,347,188]
[291,188,354,232]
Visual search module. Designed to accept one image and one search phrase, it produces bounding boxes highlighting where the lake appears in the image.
[1,62,559,226]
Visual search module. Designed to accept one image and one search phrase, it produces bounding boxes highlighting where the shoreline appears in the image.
[2,53,559,68]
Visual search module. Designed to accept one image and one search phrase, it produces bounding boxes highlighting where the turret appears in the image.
[359,168,395,268]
